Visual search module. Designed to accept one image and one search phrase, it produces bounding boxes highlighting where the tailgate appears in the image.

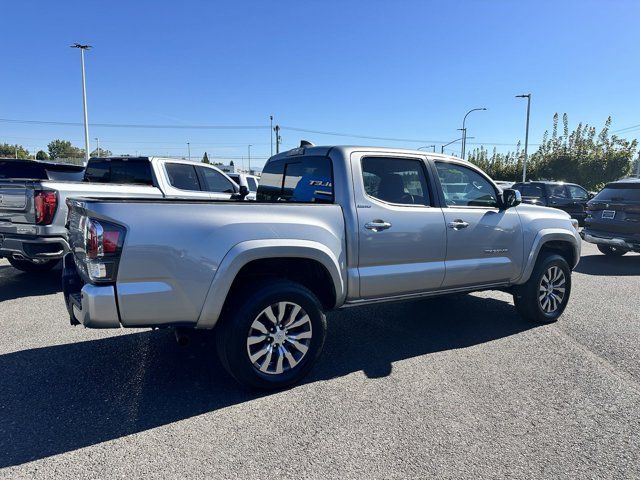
[0,180,35,224]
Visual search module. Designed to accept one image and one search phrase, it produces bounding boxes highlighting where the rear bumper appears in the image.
[63,253,121,328]
[582,230,640,252]
[0,233,68,260]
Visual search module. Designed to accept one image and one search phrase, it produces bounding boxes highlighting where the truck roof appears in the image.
[269,145,460,163]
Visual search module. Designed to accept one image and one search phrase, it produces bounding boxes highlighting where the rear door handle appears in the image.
[365,220,392,232]
[448,219,469,230]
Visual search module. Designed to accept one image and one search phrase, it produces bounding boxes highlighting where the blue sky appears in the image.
[1,0,639,168]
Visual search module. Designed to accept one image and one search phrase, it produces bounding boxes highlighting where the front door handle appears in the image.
[448,219,469,230]
[365,220,392,232]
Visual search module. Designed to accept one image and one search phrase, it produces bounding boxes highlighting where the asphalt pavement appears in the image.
[1,241,639,479]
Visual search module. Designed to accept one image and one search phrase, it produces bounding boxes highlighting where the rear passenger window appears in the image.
[362,157,431,206]
[257,156,333,203]
[517,184,544,198]
[165,163,201,191]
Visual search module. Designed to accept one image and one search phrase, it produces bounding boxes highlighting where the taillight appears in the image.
[82,218,126,283]
[34,190,58,225]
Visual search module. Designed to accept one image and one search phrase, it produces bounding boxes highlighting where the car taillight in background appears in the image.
[82,217,126,283]
[34,190,58,225]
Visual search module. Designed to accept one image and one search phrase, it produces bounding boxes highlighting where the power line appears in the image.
[0,118,270,130]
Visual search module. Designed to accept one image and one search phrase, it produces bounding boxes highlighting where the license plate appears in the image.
[602,210,616,219]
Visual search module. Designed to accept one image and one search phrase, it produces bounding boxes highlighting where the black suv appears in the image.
[512,181,593,225]
[582,178,640,256]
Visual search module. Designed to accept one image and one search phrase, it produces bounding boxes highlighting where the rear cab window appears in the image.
[257,156,333,203]
[84,158,154,185]
[515,183,545,198]
[0,160,48,180]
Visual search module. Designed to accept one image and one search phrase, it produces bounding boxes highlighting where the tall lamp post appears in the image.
[418,145,436,152]
[441,136,473,154]
[516,94,531,182]
[460,107,487,160]
[187,142,191,161]
[71,43,92,164]
[248,144,252,174]
[95,137,99,157]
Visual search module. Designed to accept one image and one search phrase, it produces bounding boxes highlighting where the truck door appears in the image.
[352,153,447,299]
[434,161,524,288]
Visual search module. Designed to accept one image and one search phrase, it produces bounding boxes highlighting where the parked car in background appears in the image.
[512,181,593,225]
[0,156,240,272]
[227,173,259,200]
[494,180,514,189]
[63,145,581,390]
[583,177,640,256]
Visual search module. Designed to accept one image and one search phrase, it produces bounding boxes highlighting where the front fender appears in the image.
[196,239,345,329]
[515,228,581,285]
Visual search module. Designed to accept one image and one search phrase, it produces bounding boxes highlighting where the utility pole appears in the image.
[95,137,99,157]
[248,144,252,174]
[275,125,281,154]
[516,94,531,182]
[71,43,92,164]
[187,142,191,161]
[460,107,487,160]
[270,115,274,157]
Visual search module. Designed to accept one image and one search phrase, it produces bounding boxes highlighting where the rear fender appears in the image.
[196,239,345,329]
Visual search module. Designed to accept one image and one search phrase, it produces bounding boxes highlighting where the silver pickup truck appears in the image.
[63,145,581,390]
[0,156,241,272]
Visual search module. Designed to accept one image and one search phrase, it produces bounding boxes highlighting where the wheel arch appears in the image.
[516,229,581,285]
[197,239,345,329]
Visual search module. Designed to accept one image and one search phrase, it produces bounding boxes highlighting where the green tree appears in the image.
[468,114,638,189]
[0,143,30,159]
[202,152,210,164]
[48,139,84,160]
[36,150,49,160]
[90,148,112,157]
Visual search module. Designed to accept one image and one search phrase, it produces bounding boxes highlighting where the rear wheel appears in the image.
[597,245,627,257]
[8,257,59,272]
[513,253,571,324]
[216,280,327,390]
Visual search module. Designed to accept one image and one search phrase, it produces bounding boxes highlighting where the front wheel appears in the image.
[597,245,627,257]
[513,253,572,324]
[8,257,59,272]
[216,280,327,390]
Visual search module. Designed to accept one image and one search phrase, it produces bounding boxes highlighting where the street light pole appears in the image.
[248,144,252,174]
[270,116,274,157]
[95,137,99,157]
[418,145,436,152]
[71,43,92,164]
[461,107,487,160]
[187,142,191,161]
[516,94,531,182]
[441,136,474,154]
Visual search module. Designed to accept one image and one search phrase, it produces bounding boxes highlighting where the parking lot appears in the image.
[0,241,638,479]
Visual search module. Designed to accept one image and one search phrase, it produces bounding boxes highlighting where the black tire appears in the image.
[216,280,327,390]
[597,245,627,257]
[7,257,59,272]
[513,253,571,324]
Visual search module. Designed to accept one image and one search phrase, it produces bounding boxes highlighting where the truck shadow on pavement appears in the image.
[574,253,640,276]
[0,265,63,302]
[0,293,536,467]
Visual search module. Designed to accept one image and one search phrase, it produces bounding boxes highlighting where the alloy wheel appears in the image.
[246,301,313,375]
[538,266,566,314]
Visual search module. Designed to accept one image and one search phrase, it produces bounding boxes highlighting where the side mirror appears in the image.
[232,185,250,201]
[501,188,522,209]
[588,192,596,199]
